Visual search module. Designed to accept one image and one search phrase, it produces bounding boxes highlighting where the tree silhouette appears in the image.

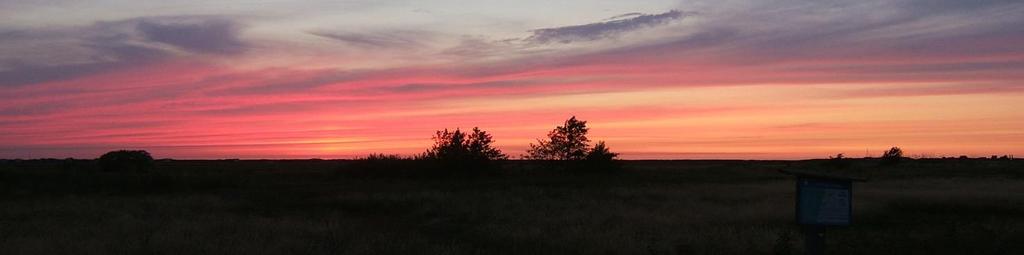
[880,146,903,165]
[582,140,621,171]
[526,116,591,160]
[526,116,620,171]
[423,127,507,162]
[585,141,618,162]
[467,127,508,161]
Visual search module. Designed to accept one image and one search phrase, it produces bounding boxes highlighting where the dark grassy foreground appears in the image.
[1,159,1023,255]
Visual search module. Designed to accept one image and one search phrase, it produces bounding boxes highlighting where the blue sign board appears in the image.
[796,177,852,226]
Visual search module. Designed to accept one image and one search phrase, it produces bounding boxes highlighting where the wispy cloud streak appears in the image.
[525,10,688,44]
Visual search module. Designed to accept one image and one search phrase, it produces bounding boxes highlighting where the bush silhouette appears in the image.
[880,147,904,165]
[526,116,591,160]
[826,153,851,169]
[345,153,419,178]
[526,116,619,171]
[98,150,154,172]
[421,127,507,173]
[467,128,507,161]
[423,127,507,161]
[583,141,621,171]
[364,153,406,161]
[585,141,618,162]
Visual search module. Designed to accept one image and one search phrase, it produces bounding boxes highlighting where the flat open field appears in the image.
[1,159,1022,254]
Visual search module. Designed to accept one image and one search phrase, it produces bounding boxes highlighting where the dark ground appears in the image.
[1,159,1022,254]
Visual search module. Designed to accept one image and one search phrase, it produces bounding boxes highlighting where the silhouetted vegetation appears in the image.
[585,141,617,161]
[421,127,507,175]
[526,116,591,160]
[343,153,421,178]
[526,116,619,171]
[583,141,620,172]
[826,153,852,169]
[344,128,507,178]
[880,147,904,166]
[364,153,406,161]
[423,127,507,162]
[97,150,154,172]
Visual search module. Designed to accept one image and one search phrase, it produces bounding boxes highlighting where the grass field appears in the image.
[1,159,1022,254]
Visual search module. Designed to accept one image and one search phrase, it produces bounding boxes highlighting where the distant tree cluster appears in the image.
[349,116,620,176]
[525,116,591,160]
[419,127,508,174]
[944,155,1016,160]
[991,155,1015,160]
[880,146,904,166]
[820,147,1018,170]
[422,127,508,162]
[525,116,620,171]
[90,117,619,177]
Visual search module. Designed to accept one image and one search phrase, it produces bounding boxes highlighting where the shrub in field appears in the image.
[423,127,507,162]
[526,116,590,160]
[880,147,904,165]
[826,153,851,169]
[526,116,619,171]
[583,141,621,171]
[421,127,508,174]
[364,153,406,161]
[98,150,154,172]
[345,153,419,177]
[585,141,618,162]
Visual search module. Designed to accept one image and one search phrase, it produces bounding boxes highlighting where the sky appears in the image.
[1,0,1023,159]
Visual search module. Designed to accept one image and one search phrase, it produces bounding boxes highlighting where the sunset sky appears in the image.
[2,0,1022,159]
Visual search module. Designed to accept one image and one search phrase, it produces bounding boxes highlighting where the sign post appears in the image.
[780,170,866,255]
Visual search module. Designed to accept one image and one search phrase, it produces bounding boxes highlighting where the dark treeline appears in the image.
[20,116,619,177]
[7,116,1018,178]
[347,116,622,177]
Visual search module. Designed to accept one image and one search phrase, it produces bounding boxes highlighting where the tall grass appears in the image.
[0,159,1022,254]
